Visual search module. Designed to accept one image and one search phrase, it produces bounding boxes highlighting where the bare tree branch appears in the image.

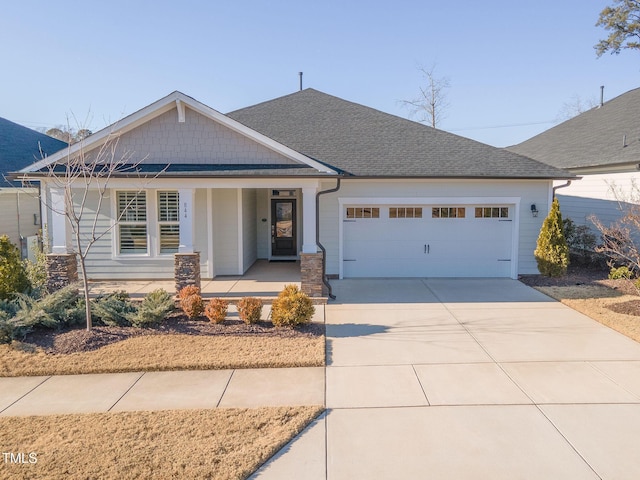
[401,64,451,128]
[33,123,166,331]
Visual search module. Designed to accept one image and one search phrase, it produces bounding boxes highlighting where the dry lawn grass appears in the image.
[0,406,323,480]
[535,284,640,343]
[0,334,325,377]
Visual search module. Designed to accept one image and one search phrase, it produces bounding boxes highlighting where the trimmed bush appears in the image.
[0,235,30,300]
[9,284,81,338]
[609,265,633,280]
[271,284,315,328]
[204,298,228,324]
[534,197,569,277]
[237,297,263,324]
[131,289,175,328]
[93,291,136,326]
[178,286,204,319]
[178,285,200,301]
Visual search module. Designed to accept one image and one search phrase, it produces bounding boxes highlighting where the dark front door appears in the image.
[271,199,297,256]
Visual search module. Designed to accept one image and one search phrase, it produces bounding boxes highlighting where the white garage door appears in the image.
[342,204,514,278]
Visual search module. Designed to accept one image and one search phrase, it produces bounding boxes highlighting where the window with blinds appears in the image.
[158,191,179,254]
[117,191,148,254]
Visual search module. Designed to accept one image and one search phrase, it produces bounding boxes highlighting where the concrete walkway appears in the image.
[0,367,324,416]
[252,278,640,480]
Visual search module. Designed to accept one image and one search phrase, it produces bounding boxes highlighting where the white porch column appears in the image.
[49,187,69,254]
[301,187,318,253]
[178,188,195,253]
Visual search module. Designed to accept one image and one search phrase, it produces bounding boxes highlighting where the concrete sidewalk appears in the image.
[253,278,640,480]
[0,367,324,416]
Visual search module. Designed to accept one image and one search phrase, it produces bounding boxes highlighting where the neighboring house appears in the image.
[0,117,67,255]
[508,87,640,233]
[16,90,572,293]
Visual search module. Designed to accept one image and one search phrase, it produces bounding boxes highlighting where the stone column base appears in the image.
[46,254,78,293]
[300,252,324,297]
[175,252,201,293]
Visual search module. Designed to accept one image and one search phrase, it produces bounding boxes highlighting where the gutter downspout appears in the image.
[553,180,572,198]
[316,178,341,300]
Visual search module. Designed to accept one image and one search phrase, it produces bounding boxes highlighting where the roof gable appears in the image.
[508,88,640,170]
[228,89,573,179]
[20,91,337,175]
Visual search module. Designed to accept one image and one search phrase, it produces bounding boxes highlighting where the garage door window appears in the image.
[346,207,380,219]
[432,207,465,218]
[475,207,509,218]
[389,207,422,218]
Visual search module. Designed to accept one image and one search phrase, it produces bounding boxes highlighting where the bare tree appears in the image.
[39,133,156,330]
[45,125,93,144]
[589,180,640,273]
[556,94,598,122]
[401,64,451,128]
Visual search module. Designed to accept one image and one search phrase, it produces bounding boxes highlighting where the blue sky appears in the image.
[1,0,638,147]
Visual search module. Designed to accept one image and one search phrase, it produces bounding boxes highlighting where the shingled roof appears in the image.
[0,117,67,185]
[508,88,640,170]
[228,88,573,179]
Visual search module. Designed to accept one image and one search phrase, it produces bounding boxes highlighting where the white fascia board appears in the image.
[67,177,323,190]
[21,91,338,176]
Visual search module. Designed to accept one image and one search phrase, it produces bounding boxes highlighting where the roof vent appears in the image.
[600,85,604,107]
[623,134,628,148]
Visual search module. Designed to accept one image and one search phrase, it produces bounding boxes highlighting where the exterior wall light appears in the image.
[531,204,539,217]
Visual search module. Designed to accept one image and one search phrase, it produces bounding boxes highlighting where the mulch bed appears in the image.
[519,263,640,316]
[22,312,324,355]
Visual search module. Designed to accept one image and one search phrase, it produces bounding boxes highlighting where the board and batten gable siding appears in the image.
[108,107,299,166]
[212,188,240,275]
[317,179,552,276]
[241,188,258,273]
[0,189,40,248]
[554,172,640,230]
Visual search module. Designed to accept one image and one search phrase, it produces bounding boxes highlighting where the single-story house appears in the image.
[0,117,67,256]
[16,89,573,295]
[508,87,640,233]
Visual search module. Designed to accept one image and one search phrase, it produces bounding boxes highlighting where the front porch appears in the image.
[87,259,325,302]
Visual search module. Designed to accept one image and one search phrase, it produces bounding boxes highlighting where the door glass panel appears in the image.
[276,202,293,238]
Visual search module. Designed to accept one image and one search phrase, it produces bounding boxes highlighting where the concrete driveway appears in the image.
[253,278,640,480]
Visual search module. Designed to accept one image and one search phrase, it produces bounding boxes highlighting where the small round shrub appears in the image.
[178,286,204,319]
[237,297,263,324]
[92,291,136,326]
[178,285,201,301]
[271,284,315,328]
[608,265,633,280]
[205,298,228,324]
[181,294,204,320]
[131,288,175,327]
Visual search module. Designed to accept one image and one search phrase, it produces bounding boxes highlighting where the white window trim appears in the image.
[113,190,150,258]
[111,189,185,259]
[157,190,180,256]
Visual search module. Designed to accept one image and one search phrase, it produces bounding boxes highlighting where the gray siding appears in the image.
[256,189,269,258]
[242,189,257,272]
[110,107,298,165]
[212,189,239,275]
